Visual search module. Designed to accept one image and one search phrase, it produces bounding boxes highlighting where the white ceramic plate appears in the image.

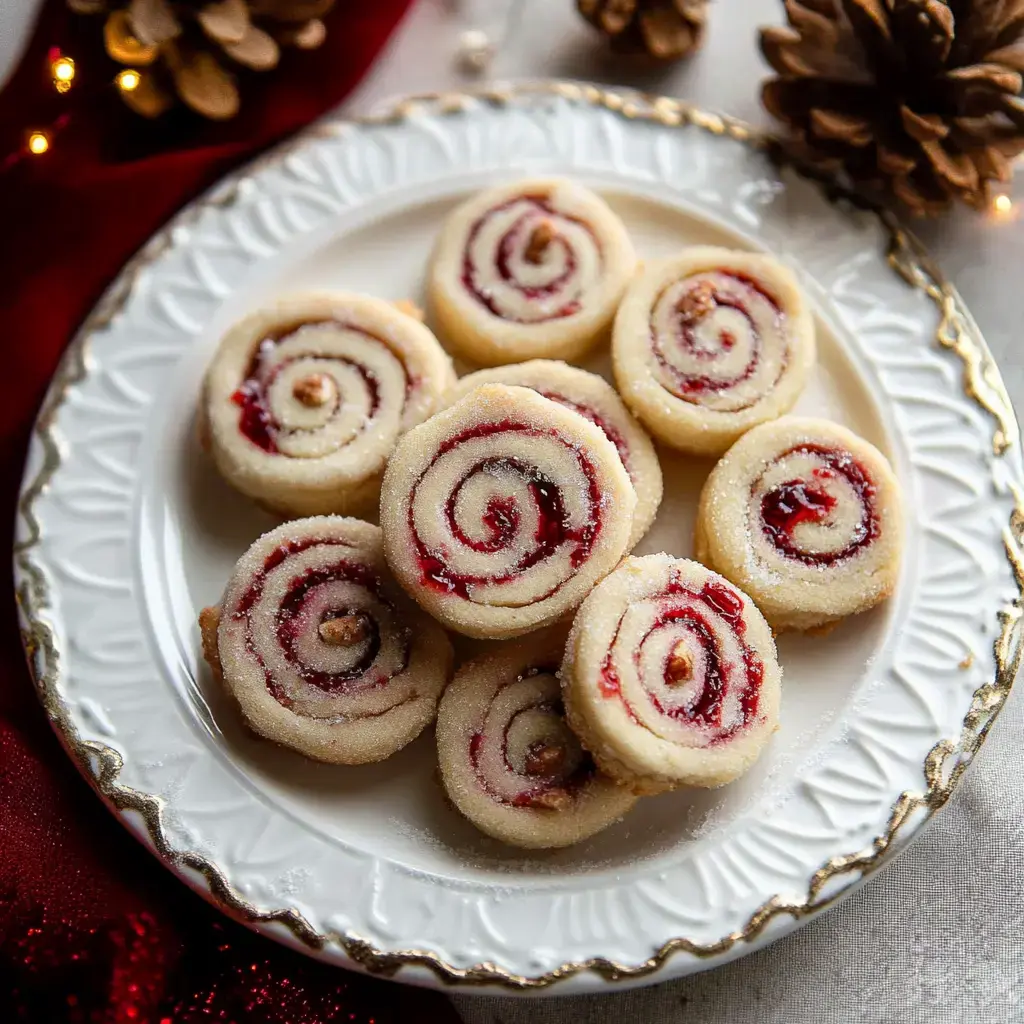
[15,84,1024,995]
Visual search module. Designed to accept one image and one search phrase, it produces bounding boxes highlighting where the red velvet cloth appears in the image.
[0,3,461,1021]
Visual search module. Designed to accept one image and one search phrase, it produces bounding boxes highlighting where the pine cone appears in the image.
[68,0,334,119]
[577,0,708,60]
[760,0,1024,215]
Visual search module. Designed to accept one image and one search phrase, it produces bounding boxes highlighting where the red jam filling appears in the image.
[231,537,409,704]
[538,391,632,472]
[496,220,576,300]
[699,578,746,634]
[460,195,598,322]
[468,665,595,807]
[651,271,786,406]
[478,495,521,552]
[412,421,603,600]
[233,535,356,616]
[229,320,397,453]
[233,376,278,453]
[598,662,620,698]
[761,481,836,537]
[598,573,762,740]
[276,562,389,692]
[644,608,725,725]
[758,444,878,564]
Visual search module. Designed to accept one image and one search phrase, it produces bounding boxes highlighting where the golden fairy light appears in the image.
[52,55,75,94]
[27,132,50,155]
[116,69,141,93]
[991,193,1016,221]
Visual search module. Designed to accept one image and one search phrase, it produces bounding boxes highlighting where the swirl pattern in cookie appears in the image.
[695,417,903,632]
[612,247,815,455]
[379,384,636,639]
[562,555,781,793]
[447,361,662,547]
[436,629,636,848]
[199,517,453,764]
[429,178,637,365]
[201,293,455,517]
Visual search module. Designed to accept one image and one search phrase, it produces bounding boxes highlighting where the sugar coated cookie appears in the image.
[199,516,453,764]
[201,293,454,516]
[562,555,781,793]
[447,361,662,547]
[613,247,815,455]
[695,416,903,632]
[429,178,636,365]
[379,384,636,639]
[436,629,636,849]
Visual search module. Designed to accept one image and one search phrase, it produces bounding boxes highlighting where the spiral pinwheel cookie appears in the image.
[612,247,815,455]
[562,555,781,793]
[447,361,662,547]
[437,629,636,849]
[428,178,637,365]
[379,384,636,639]
[198,517,453,764]
[695,417,903,632]
[201,293,455,517]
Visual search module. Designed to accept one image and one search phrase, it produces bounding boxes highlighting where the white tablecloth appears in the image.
[346,3,1024,1021]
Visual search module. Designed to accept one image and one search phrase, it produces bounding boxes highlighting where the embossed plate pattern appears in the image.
[14,84,1024,994]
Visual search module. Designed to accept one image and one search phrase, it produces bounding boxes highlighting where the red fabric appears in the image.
[0,2,460,1021]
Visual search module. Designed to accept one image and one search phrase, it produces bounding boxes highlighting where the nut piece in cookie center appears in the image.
[292,372,337,408]
[524,740,567,776]
[525,220,556,264]
[318,612,371,647]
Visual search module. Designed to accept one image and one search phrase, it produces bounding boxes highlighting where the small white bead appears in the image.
[456,29,495,73]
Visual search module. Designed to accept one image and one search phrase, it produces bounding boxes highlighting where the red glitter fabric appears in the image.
[0,2,460,1021]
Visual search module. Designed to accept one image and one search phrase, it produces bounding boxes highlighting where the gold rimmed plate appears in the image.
[14,83,1024,994]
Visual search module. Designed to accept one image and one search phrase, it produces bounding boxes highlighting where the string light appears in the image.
[1,48,86,170]
[991,192,1017,221]
[116,69,141,92]
[51,55,75,94]
[1,49,82,171]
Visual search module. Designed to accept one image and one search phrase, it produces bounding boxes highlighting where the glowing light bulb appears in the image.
[990,193,1017,222]
[52,56,75,93]
[27,132,50,155]
[117,69,141,92]
[52,56,75,81]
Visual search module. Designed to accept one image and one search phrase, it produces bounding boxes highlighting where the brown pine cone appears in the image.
[69,0,334,119]
[578,0,708,60]
[760,0,1024,215]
